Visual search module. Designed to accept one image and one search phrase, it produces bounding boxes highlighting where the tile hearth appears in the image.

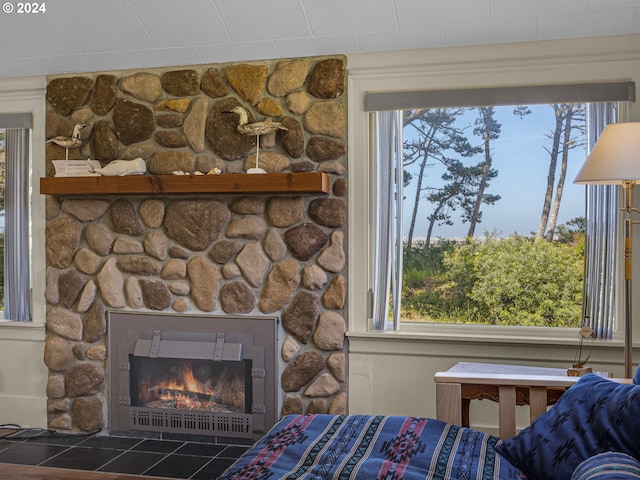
[0,430,249,479]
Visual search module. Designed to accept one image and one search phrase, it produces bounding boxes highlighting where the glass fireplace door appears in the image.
[130,356,251,414]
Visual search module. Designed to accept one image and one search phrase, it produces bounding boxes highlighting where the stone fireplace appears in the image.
[108,312,277,440]
[42,54,348,434]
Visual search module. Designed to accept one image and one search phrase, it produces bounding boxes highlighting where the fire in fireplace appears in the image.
[130,357,251,413]
[108,312,277,440]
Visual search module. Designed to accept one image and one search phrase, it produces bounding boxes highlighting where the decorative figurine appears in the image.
[89,157,146,176]
[227,106,287,174]
[46,123,90,160]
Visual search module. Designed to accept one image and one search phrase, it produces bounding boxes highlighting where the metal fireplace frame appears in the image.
[107,312,278,440]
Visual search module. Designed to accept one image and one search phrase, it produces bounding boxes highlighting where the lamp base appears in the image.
[567,366,593,377]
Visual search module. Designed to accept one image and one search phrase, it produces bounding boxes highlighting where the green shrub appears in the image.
[464,235,583,326]
[401,234,583,327]
[403,267,429,289]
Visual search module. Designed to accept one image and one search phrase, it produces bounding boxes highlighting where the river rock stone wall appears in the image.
[43,55,348,433]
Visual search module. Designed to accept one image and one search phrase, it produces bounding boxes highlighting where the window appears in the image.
[0,115,33,321]
[369,84,633,334]
[0,129,4,310]
[0,76,60,327]
[400,103,587,328]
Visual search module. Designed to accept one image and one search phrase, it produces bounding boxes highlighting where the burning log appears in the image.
[135,359,245,413]
[155,387,213,403]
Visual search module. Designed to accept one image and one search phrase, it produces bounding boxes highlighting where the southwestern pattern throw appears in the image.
[219,414,524,480]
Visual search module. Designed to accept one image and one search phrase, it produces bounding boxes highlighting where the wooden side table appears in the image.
[434,362,581,439]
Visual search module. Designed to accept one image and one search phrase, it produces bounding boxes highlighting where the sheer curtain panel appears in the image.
[4,128,31,321]
[582,103,620,339]
[372,111,403,330]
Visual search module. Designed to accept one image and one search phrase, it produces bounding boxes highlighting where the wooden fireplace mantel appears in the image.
[39,172,330,196]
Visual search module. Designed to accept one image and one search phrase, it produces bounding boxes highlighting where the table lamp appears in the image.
[574,122,640,378]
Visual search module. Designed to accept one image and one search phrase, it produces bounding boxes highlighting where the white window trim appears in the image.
[347,35,640,343]
[0,75,47,328]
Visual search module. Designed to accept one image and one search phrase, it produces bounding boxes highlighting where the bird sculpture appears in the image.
[228,106,287,174]
[88,157,146,176]
[46,123,89,160]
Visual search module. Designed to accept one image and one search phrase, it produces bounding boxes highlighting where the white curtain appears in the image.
[372,111,403,330]
[4,128,31,321]
[583,103,619,339]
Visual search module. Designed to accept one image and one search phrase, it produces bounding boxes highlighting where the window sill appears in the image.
[347,324,624,348]
[0,321,46,341]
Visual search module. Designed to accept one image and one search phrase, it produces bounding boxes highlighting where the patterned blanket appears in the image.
[219,414,525,480]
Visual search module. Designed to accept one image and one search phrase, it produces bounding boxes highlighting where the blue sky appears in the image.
[402,104,587,240]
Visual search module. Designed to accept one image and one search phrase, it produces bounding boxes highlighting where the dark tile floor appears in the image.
[0,429,250,479]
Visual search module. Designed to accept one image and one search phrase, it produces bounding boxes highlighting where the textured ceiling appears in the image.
[0,0,639,78]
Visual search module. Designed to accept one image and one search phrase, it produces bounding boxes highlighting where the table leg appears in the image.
[461,398,471,427]
[498,385,516,439]
[529,386,548,424]
[436,382,462,425]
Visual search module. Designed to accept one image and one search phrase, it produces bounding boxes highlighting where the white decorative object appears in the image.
[89,157,146,176]
[53,159,101,177]
[171,170,207,175]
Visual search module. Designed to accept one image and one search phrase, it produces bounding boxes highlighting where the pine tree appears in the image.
[466,107,501,238]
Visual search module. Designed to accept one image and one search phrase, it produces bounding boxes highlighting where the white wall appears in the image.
[0,324,47,427]
[347,34,640,434]
[0,75,47,428]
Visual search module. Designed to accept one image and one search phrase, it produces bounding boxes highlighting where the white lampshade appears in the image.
[574,122,640,185]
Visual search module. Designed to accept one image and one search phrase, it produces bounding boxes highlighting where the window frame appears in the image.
[0,76,46,327]
[347,40,638,343]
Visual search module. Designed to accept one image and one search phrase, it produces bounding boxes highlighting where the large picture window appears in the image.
[399,103,587,327]
[369,83,633,334]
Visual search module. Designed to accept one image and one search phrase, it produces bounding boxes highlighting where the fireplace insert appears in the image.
[108,312,277,440]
